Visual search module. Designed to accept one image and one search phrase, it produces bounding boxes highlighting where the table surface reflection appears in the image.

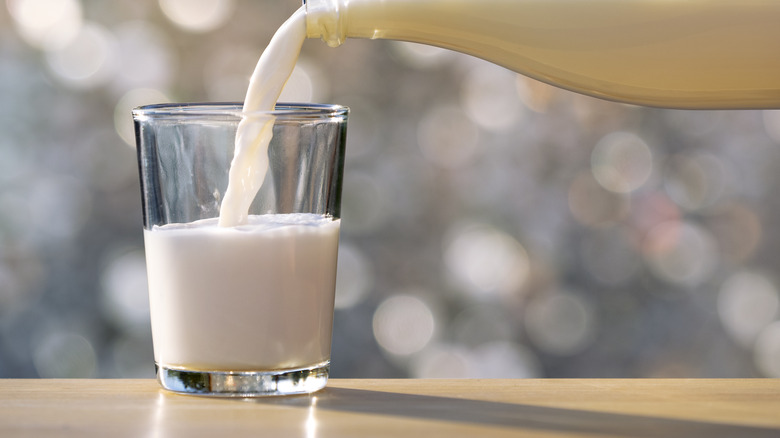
[1,379,779,437]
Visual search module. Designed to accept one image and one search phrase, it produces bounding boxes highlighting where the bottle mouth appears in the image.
[303,0,344,47]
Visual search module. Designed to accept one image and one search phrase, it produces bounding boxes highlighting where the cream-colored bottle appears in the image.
[304,0,780,109]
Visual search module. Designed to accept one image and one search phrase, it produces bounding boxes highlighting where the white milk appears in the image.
[144,214,340,371]
[144,7,336,373]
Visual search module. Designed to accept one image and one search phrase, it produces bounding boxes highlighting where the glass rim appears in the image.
[132,102,349,119]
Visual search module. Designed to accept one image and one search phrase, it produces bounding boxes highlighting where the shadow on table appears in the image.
[253,386,779,438]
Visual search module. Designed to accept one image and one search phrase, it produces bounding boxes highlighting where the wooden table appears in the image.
[1,379,779,437]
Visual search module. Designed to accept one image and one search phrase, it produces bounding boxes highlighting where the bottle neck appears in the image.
[304,0,347,47]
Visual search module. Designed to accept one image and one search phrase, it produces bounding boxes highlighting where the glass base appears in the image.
[156,362,329,397]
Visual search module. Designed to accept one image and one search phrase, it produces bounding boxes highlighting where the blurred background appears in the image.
[2,0,780,379]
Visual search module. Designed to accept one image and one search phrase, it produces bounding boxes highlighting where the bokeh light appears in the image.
[6,0,82,50]
[100,248,150,334]
[516,75,557,113]
[110,21,174,93]
[706,202,762,263]
[277,64,314,102]
[444,222,530,300]
[460,62,526,131]
[763,110,780,143]
[203,45,258,100]
[642,220,718,287]
[629,192,681,237]
[159,0,234,33]
[663,152,729,211]
[591,131,653,194]
[754,321,780,377]
[32,331,97,378]
[411,343,471,378]
[468,341,541,378]
[718,271,779,348]
[278,58,329,103]
[524,290,597,356]
[334,243,373,309]
[373,294,436,356]
[45,22,116,89]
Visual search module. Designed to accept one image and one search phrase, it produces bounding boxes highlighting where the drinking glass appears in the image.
[133,103,348,396]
